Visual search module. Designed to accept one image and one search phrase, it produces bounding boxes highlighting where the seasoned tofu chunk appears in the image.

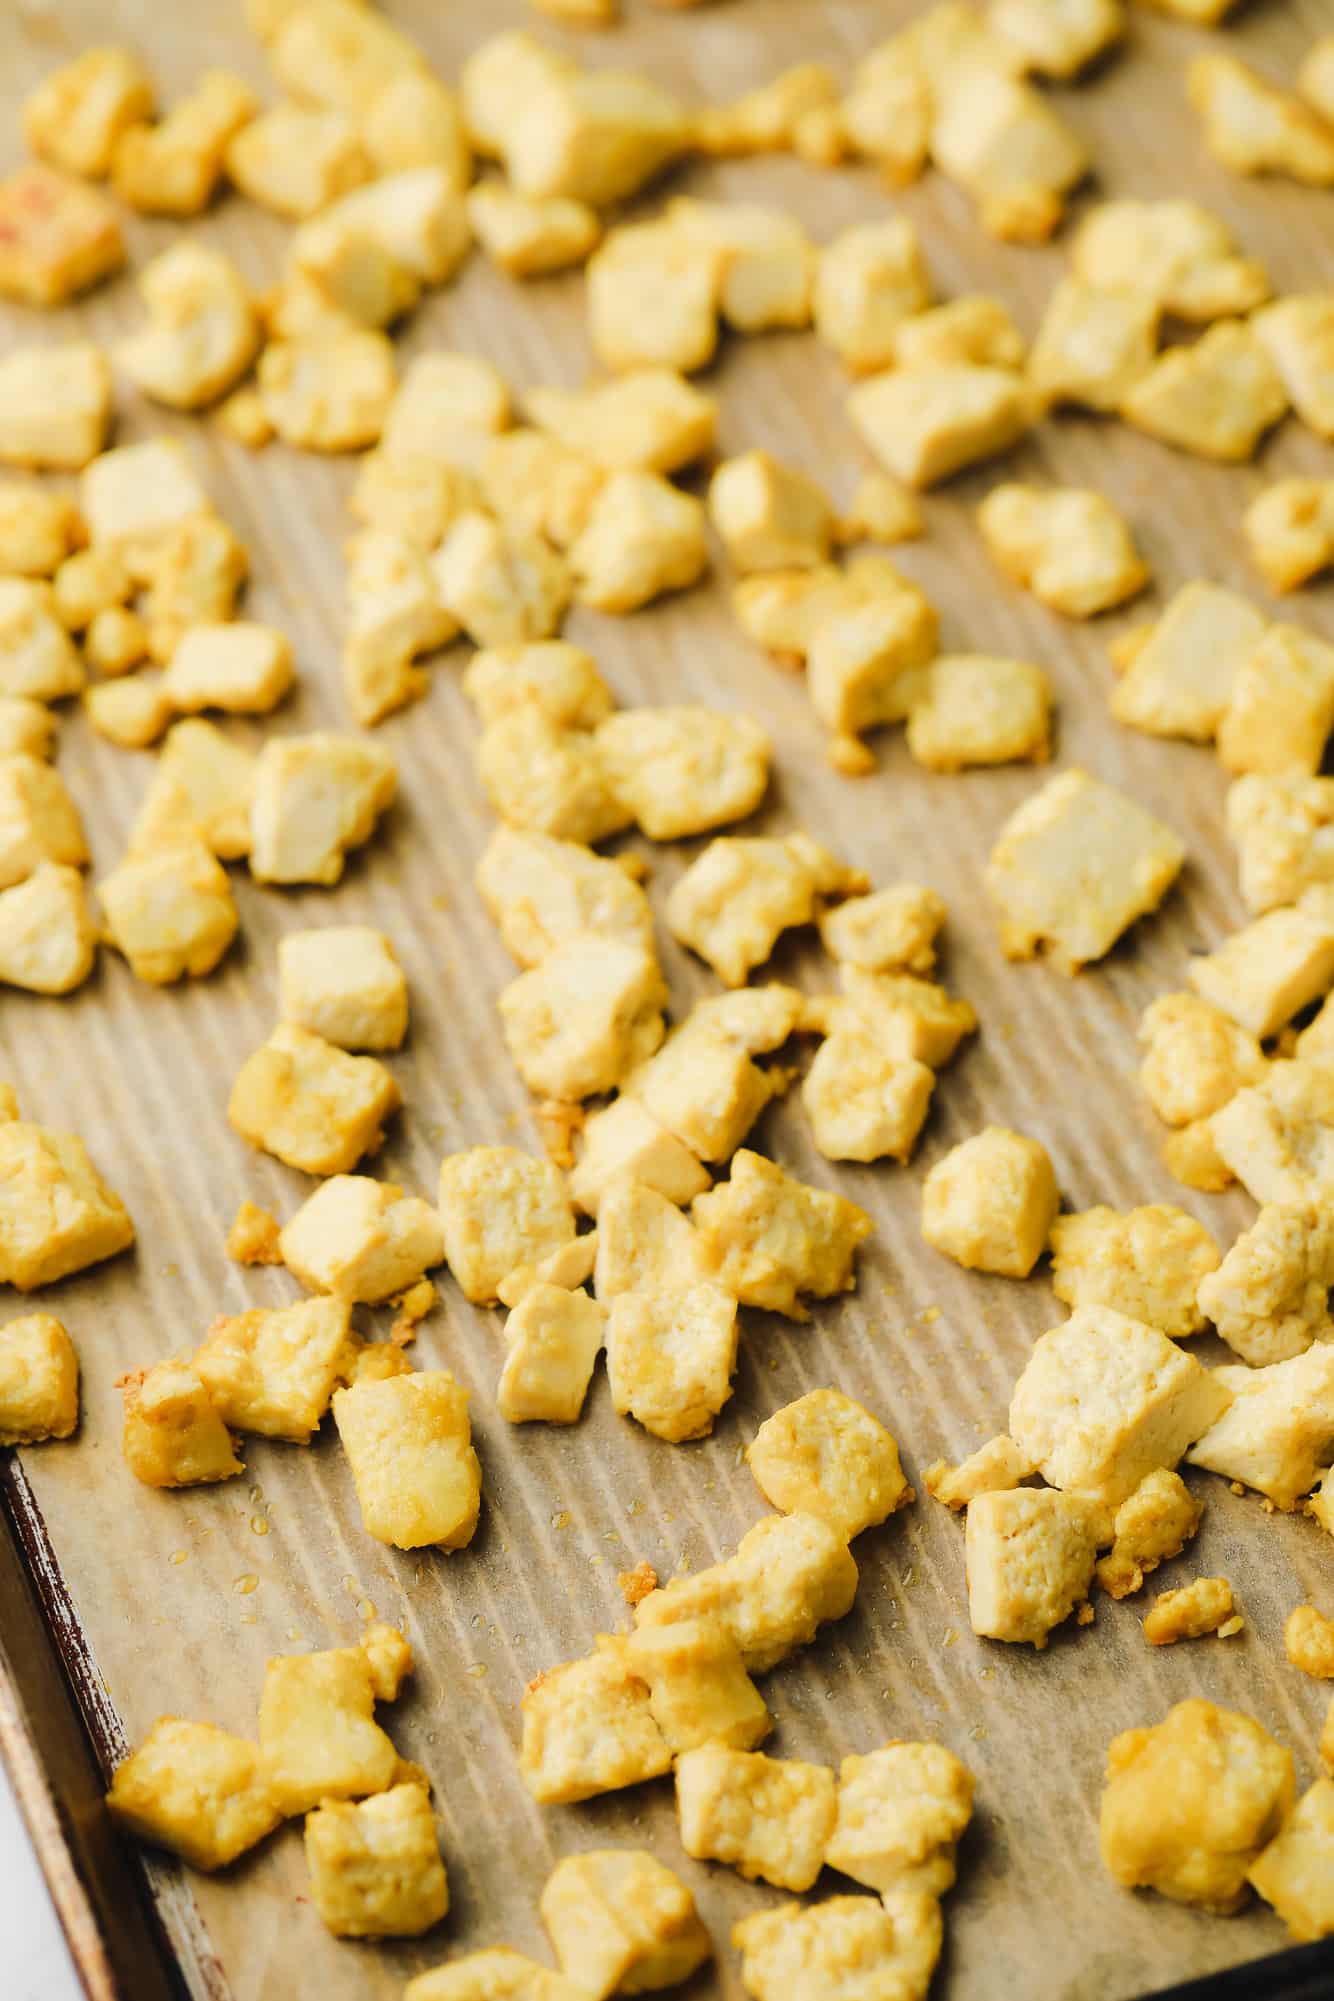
[439,1147,574,1305]
[929,66,1087,242]
[194,1296,355,1441]
[572,1097,710,1219]
[585,219,718,375]
[1244,479,1334,593]
[1211,1057,1334,1204]
[519,1637,672,1804]
[817,886,944,974]
[81,440,211,580]
[1071,199,1269,321]
[468,183,599,278]
[1218,625,1334,779]
[605,1282,738,1442]
[803,1025,934,1164]
[1198,1203,1334,1365]
[132,719,255,862]
[1249,1780,1334,1942]
[848,364,1032,488]
[1137,992,1265,1126]
[106,1718,281,1872]
[499,934,667,1100]
[595,707,770,841]
[0,582,85,703]
[228,1025,400,1176]
[227,102,370,220]
[829,967,978,1068]
[965,1487,1100,1646]
[709,452,833,574]
[978,485,1147,618]
[259,1640,400,1816]
[305,1784,447,1939]
[1050,1205,1218,1341]
[84,675,172,750]
[1028,277,1159,413]
[668,198,813,335]
[1095,1469,1203,1600]
[98,838,238,985]
[1253,296,1334,441]
[433,512,570,649]
[924,1434,1037,1511]
[1110,581,1266,744]
[278,927,408,1050]
[825,1740,974,1893]
[905,654,1051,772]
[569,472,708,614]
[463,643,614,733]
[732,1894,943,2001]
[23,48,155,179]
[119,244,259,412]
[526,369,715,477]
[112,71,259,217]
[498,1282,605,1425]
[476,829,651,971]
[634,1512,859,1673]
[921,1126,1057,1279]
[1186,1346,1334,1509]
[668,834,861,987]
[0,1121,134,1290]
[249,733,396,886]
[594,1180,705,1299]
[747,1389,910,1541]
[280,1178,442,1304]
[676,1744,836,1891]
[1189,54,1334,187]
[1189,889,1334,1039]
[0,1312,78,1445]
[540,1850,710,2000]
[0,164,125,307]
[624,1616,770,1756]
[814,219,931,372]
[693,1150,872,1320]
[333,1370,481,1550]
[477,709,632,847]
[259,333,396,452]
[0,344,111,473]
[1142,1576,1238,1646]
[0,486,79,581]
[163,623,293,716]
[808,584,939,746]
[122,1358,242,1488]
[1122,320,1288,462]
[406,1955,584,2001]
[0,863,96,996]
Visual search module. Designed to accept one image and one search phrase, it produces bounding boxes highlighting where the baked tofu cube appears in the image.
[0,1313,78,1445]
[112,71,259,217]
[1219,625,1334,778]
[0,863,97,996]
[0,164,125,306]
[80,440,210,580]
[23,48,155,179]
[667,834,860,988]
[595,707,770,842]
[802,1025,934,1165]
[978,485,1147,619]
[439,1147,575,1306]
[676,1745,835,1891]
[476,829,652,972]
[269,0,425,118]
[1254,296,1334,441]
[259,1641,399,1817]
[463,642,614,734]
[541,1850,710,2000]
[569,472,708,615]
[920,1126,1057,1279]
[0,485,79,580]
[0,582,85,703]
[832,968,978,1068]
[1028,277,1159,413]
[1101,1699,1295,1912]
[668,198,813,335]
[122,1358,242,1488]
[260,333,397,453]
[1198,1202,1334,1366]
[965,1487,1100,1647]
[278,927,408,1052]
[1122,320,1288,462]
[605,1283,737,1443]
[98,838,238,986]
[1049,1205,1219,1342]
[1186,1346,1334,1509]
[836,468,925,546]
[634,1512,859,1674]
[519,1637,672,1804]
[162,623,292,717]
[249,733,396,886]
[1071,199,1269,323]
[343,527,455,727]
[333,1370,481,1550]
[1110,581,1266,744]
[477,709,632,847]
[406,1954,585,2001]
[1095,1469,1203,1599]
[479,433,604,554]
[141,514,248,665]
[905,654,1051,772]
[692,1151,872,1320]
[119,243,259,413]
[709,452,833,575]
[808,588,940,744]
[305,1784,448,1938]
[498,1282,605,1425]
[930,66,1087,242]
[818,886,944,974]
[228,1025,401,1176]
[0,1121,134,1289]
[848,364,1031,488]
[572,1099,709,1219]
[747,1389,910,1542]
[1189,54,1334,187]
[499,935,667,1100]
[732,1894,943,2001]
[194,1296,355,1441]
[985,767,1185,972]
[825,1741,974,1895]
[132,718,255,862]
[990,0,1122,77]
[84,675,173,751]
[1244,479,1334,593]
[526,369,714,477]
[381,346,511,456]
[923,1435,1037,1511]
[1137,991,1265,1126]
[813,219,930,374]
[468,184,600,278]
[1011,1306,1234,1506]
[1249,1780,1334,1941]
[0,344,110,473]
[280,1177,440,1305]
[106,1718,281,1872]
[1189,890,1334,1039]
[433,511,571,648]
[1211,1056,1334,1204]
[624,1616,771,1756]
[0,750,87,887]
[594,1181,706,1300]
[585,220,718,376]
[226,103,371,220]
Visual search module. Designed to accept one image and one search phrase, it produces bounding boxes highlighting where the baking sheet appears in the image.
[3,0,1334,1995]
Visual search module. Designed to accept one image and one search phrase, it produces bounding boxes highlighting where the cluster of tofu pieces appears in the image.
[3,0,1334,1989]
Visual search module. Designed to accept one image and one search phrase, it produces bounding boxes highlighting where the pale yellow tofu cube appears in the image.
[381,353,509,466]
[298,168,471,292]
[1186,1346,1334,1510]
[477,709,631,846]
[162,623,293,717]
[1253,296,1334,441]
[692,1149,872,1320]
[0,345,111,472]
[1095,1468,1203,1599]
[1028,276,1158,413]
[826,1740,973,1895]
[849,364,1031,488]
[249,732,396,885]
[500,934,667,1101]
[334,1370,481,1550]
[835,470,924,548]
[986,767,1185,972]
[305,1783,447,1938]
[349,452,480,552]
[623,1616,770,1756]
[932,66,1088,241]
[141,514,249,664]
[80,439,211,579]
[1138,992,1265,1127]
[84,605,147,678]
[667,833,860,987]
[0,1121,134,1290]
[1142,1575,1238,1646]
[1219,625,1334,778]
[106,1718,281,1872]
[841,42,933,185]
[467,183,600,278]
[132,718,255,862]
[813,219,930,373]
[634,1511,858,1672]
[906,654,1051,772]
[259,1639,398,1816]
[893,295,1026,373]
[0,1313,78,1445]
[747,1388,910,1541]
[479,431,605,554]
[0,485,79,581]
[1110,581,1266,744]
[1212,1057,1334,1204]
[194,1295,355,1441]
[979,484,1147,619]
[439,1147,574,1306]
[594,1178,706,1300]
[226,103,371,220]
[278,927,407,1051]
[1050,1205,1219,1342]
[433,510,570,648]
[965,1486,1100,1646]
[595,707,769,842]
[23,48,155,179]
[118,243,259,412]
[990,0,1123,77]
[540,1850,710,2000]
[1123,320,1288,462]
[0,581,85,702]
[709,452,832,576]
[732,1894,943,2001]
[923,1434,1037,1511]
[259,332,396,452]
[269,0,425,118]
[122,1357,242,1488]
[98,837,238,986]
[695,61,839,158]
[0,864,95,996]
[676,1744,835,1891]
[1071,199,1269,322]
[572,1099,710,1219]
[280,1177,441,1304]
[0,164,125,307]
[1199,1202,1334,1366]
[605,1282,737,1442]
[586,219,718,376]
[498,1282,605,1425]
[1100,1698,1294,1912]
[1189,888,1334,1038]
[495,1232,597,1311]
[112,71,259,216]
[668,199,813,335]
[1189,54,1334,187]
[1011,1306,1234,1505]
[1244,479,1334,593]
[921,1126,1057,1278]
[817,886,944,974]
[228,1024,401,1176]
[808,588,939,745]
[519,1637,672,1804]
[526,369,715,477]
[476,828,651,970]
[406,1954,585,2001]
[1285,1605,1334,1679]
[84,674,173,750]
[1249,1779,1334,1941]
[569,471,707,614]
[803,1026,935,1165]
[0,755,87,892]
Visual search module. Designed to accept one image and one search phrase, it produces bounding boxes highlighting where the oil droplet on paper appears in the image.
[233,1573,259,1596]
[550,1509,570,1530]
[357,1599,376,1622]
[250,1516,269,1537]
[466,1662,487,1678]
[169,1549,188,1566]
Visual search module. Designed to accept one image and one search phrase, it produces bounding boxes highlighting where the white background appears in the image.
[1,1762,83,2001]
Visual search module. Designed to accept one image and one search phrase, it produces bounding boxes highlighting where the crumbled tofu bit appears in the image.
[826,968,978,1069]
[827,1740,974,1895]
[605,1282,738,1443]
[979,485,1148,621]
[0,163,125,307]
[933,66,1088,242]
[803,1023,935,1165]
[80,439,211,581]
[278,926,408,1054]
[540,1851,709,2001]
[920,1126,1057,1279]
[228,1024,400,1177]
[97,837,238,987]
[906,654,1052,774]
[675,1745,836,1893]
[624,1616,770,1755]
[23,47,155,178]
[477,829,651,972]
[0,486,79,582]
[464,641,614,733]
[0,753,87,889]
[121,1358,242,1488]
[587,216,721,377]
[479,708,631,847]
[894,296,1027,374]
[433,511,571,648]
[709,452,834,577]
[497,1282,605,1425]
[667,198,814,335]
[1111,582,1268,747]
[1245,480,1334,594]
[118,243,259,416]
[924,1434,1037,1510]
[692,1149,872,1321]
[1072,199,1269,322]
[1189,54,1334,187]
[987,767,1185,973]
[747,1389,910,1542]
[733,1892,943,2001]
[160,622,293,718]
[1220,625,1334,779]
[0,1313,78,1445]
[1011,1306,1233,1505]
[1249,1779,1334,1942]
[439,1146,575,1306]
[106,1719,281,1873]
[0,1120,134,1289]
[350,452,480,552]
[1199,1203,1334,1366]
[1187,1346,1334,1510]
[692,62,838,157]
[132,718,255,862]
[571,1098,711,1218]
[0,581,85,703]
[500,934,667,1101]
[298,167,472,295]
[267,0,424,116]
[965,1486,1100,1647]
[226,1200,282,1268]
[53,547,129,634]
[84,673,173,750]
[478,432,604,552]
[1189,888,1334,1040]
[520,1636,672,1805]
[259,1639,400,1817]
[634,1512,859,1673]
[0,345,111,473]
[1253,297,1334,441]
[1101,1698,1295,1912]
[141,514,249,667]
[1286,1605,1334,1679]
[569,470,708,617]
[667,833,862,988]
[1123,319,1289,463]
[1138,993,1266,1131]
[259,332,397,453]
[1142,1576,1237,1647]
[305,1783,447,1940]
[989,0,1122,77]
[84,605,147,679]
[1050,1206,1220,1342]
[595,707,770,844]
[1027,276,1159,416]
[194,1296,355,1442]
[334,1369,481,1551]
[594,1179,706,1299]
[813,218,930,374]
[280,1178,442,1307]
[466,181,600,278]
[405,1955,586,2001]
[112,70,259,215]
[835,471,924,549]
[381,353,510,469]
[809,586,939,744]
[1095,1468,1203,1599]
[226,103,370,220]
[249,732,396,887]
[0,698,55,762]
[849,364,1032,490]
[817,886,944,975]
[526,372,715,484]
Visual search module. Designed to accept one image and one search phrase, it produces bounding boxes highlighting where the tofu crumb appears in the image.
[226,1200,282,1267]
[618,1561,659,1608]
[1095,1469,1204,1599]
[1142,1576,1237,1645]
[923,1435,1036,1510]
